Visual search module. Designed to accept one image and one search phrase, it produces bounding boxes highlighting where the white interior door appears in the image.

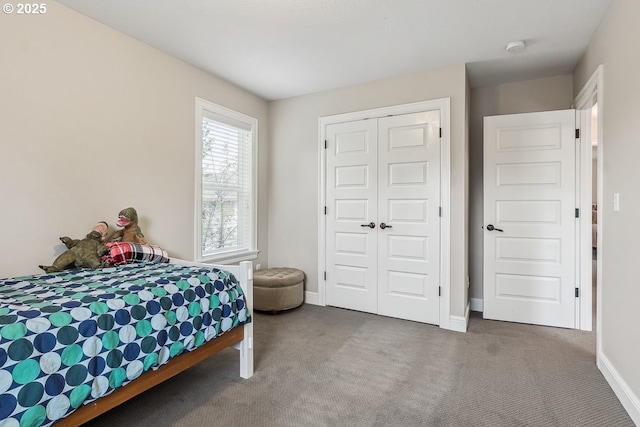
[325,119,379,314]
[483,110,577,328]
[377,112,441,324]
[326,111,441,324]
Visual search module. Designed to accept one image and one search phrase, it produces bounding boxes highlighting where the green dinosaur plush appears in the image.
[106,207,147,244]
[39,229,110,273]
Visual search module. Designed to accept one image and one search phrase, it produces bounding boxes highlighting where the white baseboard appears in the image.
[446,302,470,333]
[470,298,483,312]
[304,291,320,306]
[306,291,470,332]
[598,352,640,425]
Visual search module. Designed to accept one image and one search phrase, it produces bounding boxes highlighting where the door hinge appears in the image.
[575,287,580,298]
[324,206,327,215]
[439,206,442,217]
[324,271,327,281]
[439,127,442,138]
[575,208,580,218]
[438,286,442,297]
[324,140,328,149]
[575,129,580,139]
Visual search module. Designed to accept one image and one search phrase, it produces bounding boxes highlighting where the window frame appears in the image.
[195,97,258,263]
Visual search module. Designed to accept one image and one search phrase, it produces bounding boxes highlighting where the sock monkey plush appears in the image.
[59,221,109,249]
[39,222,110,273]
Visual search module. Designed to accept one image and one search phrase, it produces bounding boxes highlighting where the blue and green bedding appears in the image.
[0,262,251,427]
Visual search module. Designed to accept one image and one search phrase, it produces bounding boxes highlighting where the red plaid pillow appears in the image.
[102,242,169,266]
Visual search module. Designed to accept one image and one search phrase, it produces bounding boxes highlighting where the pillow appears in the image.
[103,242,169,266]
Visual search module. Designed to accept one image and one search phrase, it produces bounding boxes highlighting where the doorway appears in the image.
[590,102,598,330]
[481,67,602,332]
[574,65,603,337]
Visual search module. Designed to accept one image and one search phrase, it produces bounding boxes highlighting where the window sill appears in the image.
[199,249,259,266]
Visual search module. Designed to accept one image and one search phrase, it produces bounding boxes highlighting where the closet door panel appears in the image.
[377,111,441,324]
[325,119,378,314]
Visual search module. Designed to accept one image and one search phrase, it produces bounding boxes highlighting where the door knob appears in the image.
[379,223,392,229]
[486,224,503,232]
[360,222,376,229]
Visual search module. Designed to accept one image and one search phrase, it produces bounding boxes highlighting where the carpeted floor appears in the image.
[84,305,634,427]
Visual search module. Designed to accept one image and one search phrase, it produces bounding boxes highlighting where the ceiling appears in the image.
[56,0,613,101]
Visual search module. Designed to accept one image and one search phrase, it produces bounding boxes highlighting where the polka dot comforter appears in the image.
[0,262,251,427]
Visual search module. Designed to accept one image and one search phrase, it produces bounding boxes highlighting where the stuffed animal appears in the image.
[39,229,110,273]
[106,207,148,244]
[59,221,110,248]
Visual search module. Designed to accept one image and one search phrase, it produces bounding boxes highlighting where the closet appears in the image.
[324,109,442,324]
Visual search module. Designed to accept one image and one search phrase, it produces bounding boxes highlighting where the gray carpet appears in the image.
[84,305,634,427]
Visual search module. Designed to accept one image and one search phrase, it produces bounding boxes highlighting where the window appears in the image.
[195,98,257,262]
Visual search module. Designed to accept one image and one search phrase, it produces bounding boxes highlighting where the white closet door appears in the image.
[325,119,379,314]
[377,112,441,324]
[325,111,441,325]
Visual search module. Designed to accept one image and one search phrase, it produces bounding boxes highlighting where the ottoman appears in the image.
[254,267,304,313]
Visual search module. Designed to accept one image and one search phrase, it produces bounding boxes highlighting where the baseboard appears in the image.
[305,290,468,332]
[598,352,640,425]
[470,297,483,312]
[304,291,320,306]
[447,302,470,333]
[305,291,472,333]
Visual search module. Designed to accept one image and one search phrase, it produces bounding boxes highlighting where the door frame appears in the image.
[574,65,603,335]
[318,98,452,329]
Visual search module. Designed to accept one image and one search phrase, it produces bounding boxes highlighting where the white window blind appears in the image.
[196,99,256,261]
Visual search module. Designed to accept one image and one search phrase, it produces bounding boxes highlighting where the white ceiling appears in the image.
[56,0,613,101]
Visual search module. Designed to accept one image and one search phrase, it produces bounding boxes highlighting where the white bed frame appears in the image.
[169,258,254,378]
[56,259,254,426]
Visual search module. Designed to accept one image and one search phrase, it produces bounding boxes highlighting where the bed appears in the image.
[0,257,254,427]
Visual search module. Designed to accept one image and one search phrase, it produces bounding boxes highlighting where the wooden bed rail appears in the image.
[55,327,244,426]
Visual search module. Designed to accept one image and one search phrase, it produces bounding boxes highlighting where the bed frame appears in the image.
[54,260,254,426]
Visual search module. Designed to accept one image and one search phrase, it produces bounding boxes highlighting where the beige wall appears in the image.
[268,64,469,318]
[468,75,574,302]
[0,2,270,277]
[574,0,640,417]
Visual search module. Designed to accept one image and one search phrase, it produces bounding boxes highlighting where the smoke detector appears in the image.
[505,40,526,53]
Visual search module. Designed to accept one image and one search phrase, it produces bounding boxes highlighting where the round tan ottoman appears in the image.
[254,267,304,313]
